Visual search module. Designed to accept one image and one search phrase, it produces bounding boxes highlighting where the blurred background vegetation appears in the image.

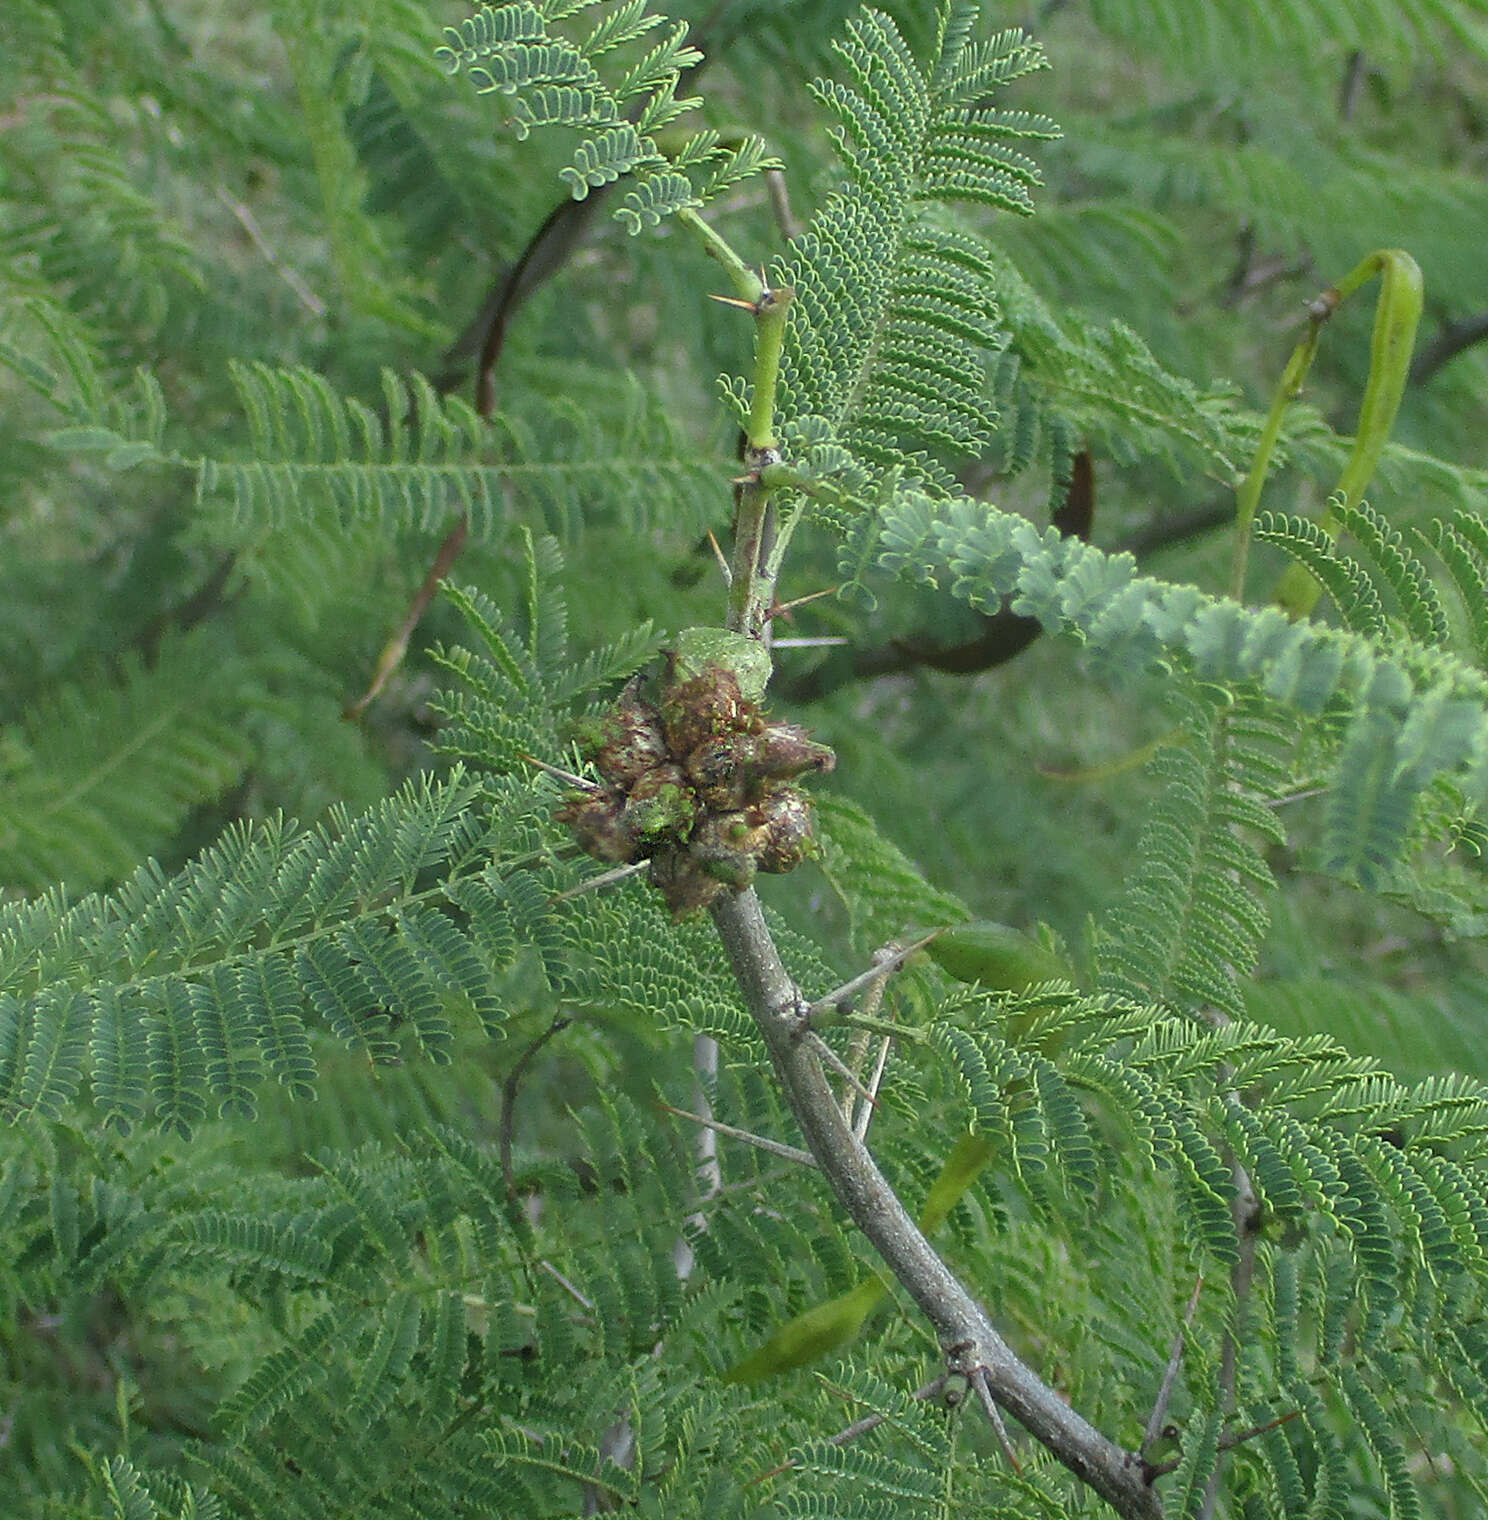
[2,0,1487,1511]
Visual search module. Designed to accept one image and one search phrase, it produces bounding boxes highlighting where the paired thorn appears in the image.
[708,292,762,314]
[1141,1275,1204,1458]
[805,1032,881,1114]
[518,752,597,791]
[750,1376,948,1486]
[706,528,732,586]
[708,270,774,317]
[805,932,940,1020]
[1145,1409,1302,1480]
[658,1101,817,1169]
[548,860,650,904]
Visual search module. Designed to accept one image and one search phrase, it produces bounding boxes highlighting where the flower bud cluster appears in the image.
[559,661,835,917]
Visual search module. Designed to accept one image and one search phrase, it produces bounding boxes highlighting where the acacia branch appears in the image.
[709,886,1162,1520]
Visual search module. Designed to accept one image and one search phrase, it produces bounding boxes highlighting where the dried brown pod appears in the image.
[659,665,748,757]
[556,788,639,864]
[649,844,725,918]
[570,682,669,787]
[620,763,697,844]
[753,788,815,874]
[689,810,768,889]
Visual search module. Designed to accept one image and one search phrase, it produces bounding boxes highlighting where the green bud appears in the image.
[670,626,772,704]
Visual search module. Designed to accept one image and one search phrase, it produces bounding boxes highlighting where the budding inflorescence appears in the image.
[559,656,834,918]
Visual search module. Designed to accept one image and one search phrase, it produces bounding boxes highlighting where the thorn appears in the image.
[657,1102,817,1168]
[731,470,761,486]
[518,752,598,791]
[706,529,732,586]
[539,1258,594,1311]
[708,292,760,313]
[969,1367,1022,1472]
[805,1033,881,1113]
[770,584,843,615]
[548,860,650,904]
[805,933,940,1019]
[853,1035,893,1143]
[1141,1274,1204,1457]
[771,636,850,649]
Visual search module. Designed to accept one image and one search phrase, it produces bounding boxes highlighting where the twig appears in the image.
[500,1015,573,1200]
[764,166,801,241]
[1411,310,1488,386]
[657,1102,817,1169]
[1145,1410,1300,1479]
[709,888,1162,1519]
[970,1365,1023,1472]
[1141,1276,1204,1457]
[343,515,469,719]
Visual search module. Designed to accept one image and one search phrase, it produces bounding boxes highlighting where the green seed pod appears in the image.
[722,1131,996,1383]
[921,920,1073,991]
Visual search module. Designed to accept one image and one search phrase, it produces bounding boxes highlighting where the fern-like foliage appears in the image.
[0,632,256,894]
[4,328,728,553]
[1098,694,1287,1019]
[772,10,1057,496]
[438,0,777,230]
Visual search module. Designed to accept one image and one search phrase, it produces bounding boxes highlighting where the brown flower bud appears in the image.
[659,665,749,757]
[684,734,748,811]
[746,722,836,783]
[689,810,767,889]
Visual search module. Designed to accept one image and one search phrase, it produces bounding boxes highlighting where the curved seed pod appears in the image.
[921,920,1073,991]
[723,1132,997,1383]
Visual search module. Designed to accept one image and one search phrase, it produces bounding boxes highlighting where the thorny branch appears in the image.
[709,888,1162,1519]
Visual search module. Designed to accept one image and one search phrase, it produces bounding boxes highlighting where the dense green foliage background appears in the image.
[3,0,1488,1515]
